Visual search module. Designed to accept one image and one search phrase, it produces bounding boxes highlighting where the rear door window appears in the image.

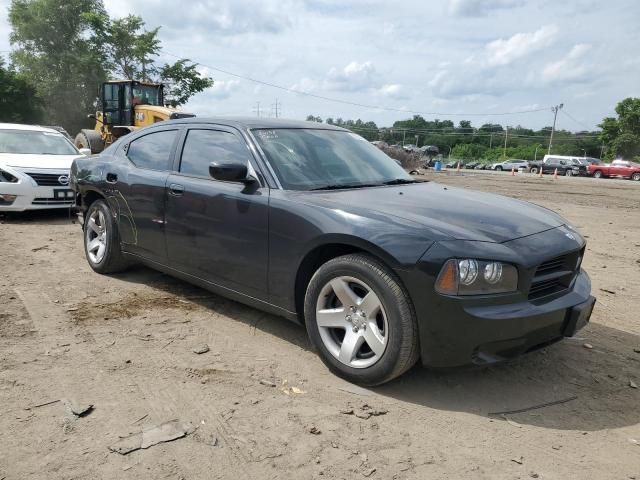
[179,129,251,178]
[126,129,178,171]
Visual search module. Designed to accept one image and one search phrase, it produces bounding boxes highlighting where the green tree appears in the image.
[159,59,213,108]
[94,14,161,80]
[9,0,108,134]
[0,56,42,123]
[92,13,212,106]
[599,97,640,160]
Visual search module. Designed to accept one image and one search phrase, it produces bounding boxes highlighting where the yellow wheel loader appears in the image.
[75,80,195,153]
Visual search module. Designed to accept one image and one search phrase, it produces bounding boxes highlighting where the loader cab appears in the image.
[101,81,164,126]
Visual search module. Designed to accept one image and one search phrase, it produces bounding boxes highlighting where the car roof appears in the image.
[0,123,60,133]
[156,117,348,131]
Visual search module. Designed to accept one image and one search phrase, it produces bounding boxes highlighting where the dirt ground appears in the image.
[1,172,639,480]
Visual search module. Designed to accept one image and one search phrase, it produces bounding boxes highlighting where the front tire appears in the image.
[495,166,503,171]
[632,172,640,181]
[565,169,573,176]
[530,167,539,174]
[75,130,105,154]
[593,170,603,179]
[304,254,419,386]
[84,200,128,274]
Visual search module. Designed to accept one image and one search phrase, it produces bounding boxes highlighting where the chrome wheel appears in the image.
[85,208,107,264]
[315,276,388,369]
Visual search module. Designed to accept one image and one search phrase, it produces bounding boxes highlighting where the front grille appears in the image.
[25,172,69,186]
[32,197,74,205]
[528,249,583,300]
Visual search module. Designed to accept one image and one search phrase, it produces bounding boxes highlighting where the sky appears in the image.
[1,0,639,131]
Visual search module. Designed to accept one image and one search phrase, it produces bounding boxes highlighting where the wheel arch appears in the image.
[293,235,405,323]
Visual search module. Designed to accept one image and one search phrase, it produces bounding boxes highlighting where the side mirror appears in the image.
[209,161,255,183]
[79,148,92,156]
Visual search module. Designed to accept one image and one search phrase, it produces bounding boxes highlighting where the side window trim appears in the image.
[124,127,182,172]
[174,126,263,186]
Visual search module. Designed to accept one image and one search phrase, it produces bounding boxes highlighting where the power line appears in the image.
[340,125,600,138]
[344,125,600,140]
[561,109,595,131]
[271,98,281,118]
[252,101,262,117]
[162,50,550,117]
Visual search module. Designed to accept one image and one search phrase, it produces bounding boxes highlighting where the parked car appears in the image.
[402,144,416,152]
[444,161,458,169]
[70,118,595,386]
[491,159,529,171]
[474,163,489,170]
[588,159,640,180]
[0,123,89,212]
[568,157,601,176]
[465,162,479,169]
[529,155,581,176]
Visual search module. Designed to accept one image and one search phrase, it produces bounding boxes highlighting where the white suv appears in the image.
[0,124,88,212]
[491,159,529,171]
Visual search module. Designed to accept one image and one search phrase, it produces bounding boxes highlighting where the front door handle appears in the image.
[106,172,118,184]
[169,183,185,196]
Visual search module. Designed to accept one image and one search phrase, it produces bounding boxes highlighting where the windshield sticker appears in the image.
[257,130,279,140]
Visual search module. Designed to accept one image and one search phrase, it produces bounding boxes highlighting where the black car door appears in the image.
[164,126,269,300]
[113,126,180,263]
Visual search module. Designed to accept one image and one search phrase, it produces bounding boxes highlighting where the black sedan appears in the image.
[70,118,595,386]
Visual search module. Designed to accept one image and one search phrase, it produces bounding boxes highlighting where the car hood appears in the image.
[0,153,81,169]
[292,182,565,243]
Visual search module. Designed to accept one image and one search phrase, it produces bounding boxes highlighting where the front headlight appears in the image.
[435,259,518,295]
[0,167,19,183]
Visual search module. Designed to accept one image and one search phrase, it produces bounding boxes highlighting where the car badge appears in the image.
[58,175,70,186]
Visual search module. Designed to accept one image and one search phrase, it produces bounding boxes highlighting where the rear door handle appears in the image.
[106,173,118,184]
[169,183,185,196]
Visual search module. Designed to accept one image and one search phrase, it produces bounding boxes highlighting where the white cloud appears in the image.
[448,0,525,17]
[290,77,319,93]
[324,61,377,91]
[378,84,406,99]
[208,79,241,99]
[541,44,592,84]
[486,25,558,66]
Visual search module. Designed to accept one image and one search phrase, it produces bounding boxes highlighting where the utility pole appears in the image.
[600,143,605,159]
[402,129,406,146]
[547,103,563,154]
[489,133,493,149]
[503,126,508,158]
[271,98,281,118]
[252,102,261,117]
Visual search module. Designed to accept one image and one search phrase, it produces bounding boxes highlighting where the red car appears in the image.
[588,159,640,181]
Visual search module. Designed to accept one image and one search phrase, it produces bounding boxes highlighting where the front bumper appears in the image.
[0,170,74,212]
[401,227,595,368]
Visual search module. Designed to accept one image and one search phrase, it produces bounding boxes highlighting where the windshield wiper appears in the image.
[382,178,419,185]
[309,183,381,191]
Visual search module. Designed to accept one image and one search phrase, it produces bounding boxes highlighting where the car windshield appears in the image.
[253,129,415,191]
[0,130,79,155]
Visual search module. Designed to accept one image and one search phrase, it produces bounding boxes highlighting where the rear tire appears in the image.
[495,166,503,171]
[84,200,128,274]
[565,169,573,176]
[530,167,539,174]
[593,170,603,179]
[75,130,104,154]
[304,253,419,386]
